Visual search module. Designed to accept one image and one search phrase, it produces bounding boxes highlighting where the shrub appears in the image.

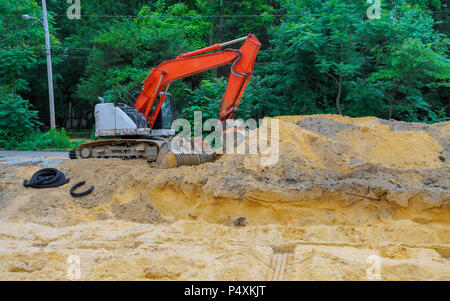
[0,94,41,148]
[180,78,225,124]
[17,128,83,151]
[0,93,84,150]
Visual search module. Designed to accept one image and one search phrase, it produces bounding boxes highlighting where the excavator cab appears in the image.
[151,93,176,130]
[94,93,176,138]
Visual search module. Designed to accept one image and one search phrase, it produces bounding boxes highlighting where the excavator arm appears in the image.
[134,34,261,129]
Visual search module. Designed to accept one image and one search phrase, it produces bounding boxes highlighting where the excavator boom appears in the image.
[135,34,261,128]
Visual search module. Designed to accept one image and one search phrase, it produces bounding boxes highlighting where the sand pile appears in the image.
[0,115,448,280]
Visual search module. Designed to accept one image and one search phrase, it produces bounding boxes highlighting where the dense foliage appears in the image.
[0,94,41,148]
[252,0,449,121]
[0,0,448,149]
[0,95,77,150]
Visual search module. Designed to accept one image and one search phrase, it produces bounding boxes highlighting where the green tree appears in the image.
[75,2,211,117]
[1,0,448,135]
[0,94,41,148]
[370,38,449,120]
[0,0,47,94]
[0,0,63,129]
[250,0,449,121]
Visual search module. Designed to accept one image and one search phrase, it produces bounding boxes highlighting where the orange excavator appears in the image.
[72,34,261,167]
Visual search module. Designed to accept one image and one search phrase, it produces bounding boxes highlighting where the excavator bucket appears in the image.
[156,139,215,169]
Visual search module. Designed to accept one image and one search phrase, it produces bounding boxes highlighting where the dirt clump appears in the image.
[296,116,360,139]
[110,189,166,224]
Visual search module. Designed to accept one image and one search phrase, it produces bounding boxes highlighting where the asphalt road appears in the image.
[0,150,69,166]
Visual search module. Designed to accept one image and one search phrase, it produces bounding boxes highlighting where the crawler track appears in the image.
[75,139,164,161]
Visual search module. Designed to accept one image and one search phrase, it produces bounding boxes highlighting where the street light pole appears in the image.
[41,0,56,129]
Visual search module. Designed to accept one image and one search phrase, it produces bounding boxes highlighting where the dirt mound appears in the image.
[296,116,360,138]
[278,114,446,170]
[0,114,448,280]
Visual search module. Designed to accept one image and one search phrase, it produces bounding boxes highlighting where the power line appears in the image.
[0,13,290,18]
[2,13,325,19]
[51,45,97,50]
[0,20,40,45]
[3,10,449,19]
[0,49,115,63]
[43,10,450,17]
[7,14,302,18]
[1,45,98,51]
[1,46,38,51]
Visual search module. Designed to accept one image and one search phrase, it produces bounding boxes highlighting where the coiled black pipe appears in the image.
[70,181,94,197]
[23,168,70,189]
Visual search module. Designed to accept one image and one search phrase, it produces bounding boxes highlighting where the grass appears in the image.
[67,130,92,139]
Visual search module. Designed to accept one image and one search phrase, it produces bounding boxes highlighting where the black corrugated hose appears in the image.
[23,168,70,189]
[70,181,94,197]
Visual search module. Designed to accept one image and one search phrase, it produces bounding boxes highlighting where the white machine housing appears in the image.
[94,103,174,137]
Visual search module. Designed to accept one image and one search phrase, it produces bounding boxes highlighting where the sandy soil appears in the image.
[0,115,448,280]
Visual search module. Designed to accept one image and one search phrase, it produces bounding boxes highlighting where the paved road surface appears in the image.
[0,150,68,166]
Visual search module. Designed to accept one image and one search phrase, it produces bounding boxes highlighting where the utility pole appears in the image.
[42,0,56,129]
[23,0,55,129]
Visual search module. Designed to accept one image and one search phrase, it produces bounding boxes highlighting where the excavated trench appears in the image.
[0,115,448,280]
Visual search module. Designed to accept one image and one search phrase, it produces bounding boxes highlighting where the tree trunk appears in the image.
[62,101,69,129]
[389,81,401,120]
[335,76,343,115]
[388,98,393,120]
[70,103,74,129]
[218,0,224,43]
[336,43,344,115]
[77,110,82,130]
[209,0,217,78]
